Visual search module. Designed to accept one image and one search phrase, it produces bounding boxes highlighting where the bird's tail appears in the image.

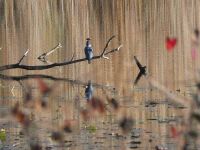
[88,60,91,64]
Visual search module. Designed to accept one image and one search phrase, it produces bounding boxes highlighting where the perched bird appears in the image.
[85,81,93,101]
[84,38,93,64]
[134,56,147,85]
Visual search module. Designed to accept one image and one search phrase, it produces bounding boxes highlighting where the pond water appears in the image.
[0,1,199,150]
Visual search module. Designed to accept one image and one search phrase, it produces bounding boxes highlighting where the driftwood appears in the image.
[0,36,122,71]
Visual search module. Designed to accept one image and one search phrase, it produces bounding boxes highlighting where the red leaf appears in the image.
[166,37,177,51]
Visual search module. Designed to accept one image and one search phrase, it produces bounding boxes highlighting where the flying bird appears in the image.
[134,56,147,85]
[84,38,93,64]
[85,80,93,101]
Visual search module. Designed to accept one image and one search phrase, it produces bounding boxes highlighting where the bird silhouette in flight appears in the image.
[85,80,93,101]
[134,56,147,85]
[84,38,93,64]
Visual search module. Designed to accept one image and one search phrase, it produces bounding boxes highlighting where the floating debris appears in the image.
[51,131,63,142]
[11,103,31,127]
[130,141,141,144]
[188,130,198,139]
[191,111,200,122]
[129,145,138,149]
[30,143,42,150]
[119,117,134,133]
[145,101,159,107]
[107,98,119,110]
[62,120,73,133]
[131,128,141,138]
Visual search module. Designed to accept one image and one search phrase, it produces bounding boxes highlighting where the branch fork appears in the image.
[0,36,122,71]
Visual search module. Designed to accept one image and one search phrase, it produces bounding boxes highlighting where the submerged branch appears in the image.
[0,74,115,91]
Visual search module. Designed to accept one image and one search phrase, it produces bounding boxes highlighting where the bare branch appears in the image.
[37,43,62,63]
[18,49,29,64]
[104,45,123,55]
[0,36,121,71]
[11,85,15,96]
[70,52,75,61]
[101,35,116,57]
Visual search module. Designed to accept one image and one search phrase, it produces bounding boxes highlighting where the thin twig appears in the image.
[18,49,29,64]
[11,85,15,96]
[101,35,116,57]
[70,52,75,61]
[104,45,123,56]
[37,43,62,63]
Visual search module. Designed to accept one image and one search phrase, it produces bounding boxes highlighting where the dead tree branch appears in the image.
[0,36,122,71]
[18,49,30,64]
[37,43,62,63]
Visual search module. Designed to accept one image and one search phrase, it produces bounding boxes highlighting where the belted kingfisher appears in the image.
[134,56,147,85]
[85,80,93,101]
[84,38,93,64]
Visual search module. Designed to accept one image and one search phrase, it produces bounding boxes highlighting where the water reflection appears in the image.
[85,80,93,101]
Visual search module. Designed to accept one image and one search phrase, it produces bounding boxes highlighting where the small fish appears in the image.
[166,37,177,51]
